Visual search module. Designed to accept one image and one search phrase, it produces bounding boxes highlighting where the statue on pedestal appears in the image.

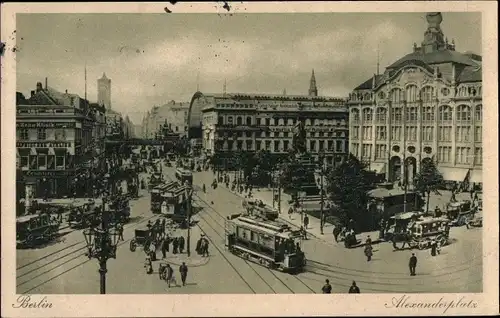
[292,119,307,155]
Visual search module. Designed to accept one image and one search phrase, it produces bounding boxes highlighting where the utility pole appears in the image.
[186,185,193,257]
[320,169,324,235]
[277,166,281,214]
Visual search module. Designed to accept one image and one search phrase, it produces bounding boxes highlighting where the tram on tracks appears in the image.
[225,214,306,273]
[150,181,179,214]
[175,168,193,185]
[16,213,61,247]
[163,184,189,226]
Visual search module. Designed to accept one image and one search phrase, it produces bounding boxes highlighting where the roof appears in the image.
[199,92,345,103]
[456,65,482,83]
[387,50,479,69]
[391,212,417,220]
[368,187,415,198]
[354,75,384,90]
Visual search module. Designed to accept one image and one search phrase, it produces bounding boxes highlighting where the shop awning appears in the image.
[470,169,482,183]
[439,167,469,182]
[30,148,37,155]
[18,148,30,156]
[54,148,67,156]
[369,162,386,174]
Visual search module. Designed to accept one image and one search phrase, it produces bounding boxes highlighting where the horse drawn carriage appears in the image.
[16,213,61,247]
[67,199,101,229]
[385,213,450,250]
[446,201,476,226]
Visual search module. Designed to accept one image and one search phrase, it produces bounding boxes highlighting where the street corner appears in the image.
[162,253,210,267]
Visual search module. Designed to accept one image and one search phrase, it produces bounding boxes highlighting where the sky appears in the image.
[16,12,481,125]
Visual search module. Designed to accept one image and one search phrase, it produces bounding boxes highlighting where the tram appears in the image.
[16,213,61,247]
[150,181,179,214]
[225,214,306,273]
[175,168,193,185]
[163,184,189,225]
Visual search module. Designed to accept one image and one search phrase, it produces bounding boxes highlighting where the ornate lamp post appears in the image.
[83,174,120,294]
[185,184,194,257]
[317,150,326,235]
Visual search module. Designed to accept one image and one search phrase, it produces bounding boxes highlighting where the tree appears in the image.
[326,154,375,231]
[414,159,444,214]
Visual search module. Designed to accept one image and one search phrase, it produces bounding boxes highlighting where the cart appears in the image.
[446,201,476,226]
[130,228,152,252]
[406,218,450,250]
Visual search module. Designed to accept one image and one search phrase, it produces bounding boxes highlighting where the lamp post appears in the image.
[185,184,194,257]
[83,174,119,294]
[318,152,326,235]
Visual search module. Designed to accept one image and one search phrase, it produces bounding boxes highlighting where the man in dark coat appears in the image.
[161,238,168,259]
[409,253,418,276]
[196,236,204,255]
[179,262,188,286]
[321,279,332,294]
[348,281,360,293]
[303,215,309,229]
[172,237,179,254]
[178,236,185,253]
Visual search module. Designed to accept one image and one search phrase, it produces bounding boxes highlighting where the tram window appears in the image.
[250,232,255,241]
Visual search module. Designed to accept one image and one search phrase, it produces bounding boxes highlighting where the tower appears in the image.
[97,73,112,109]
[421,12,446,54]
[308,69,318,97]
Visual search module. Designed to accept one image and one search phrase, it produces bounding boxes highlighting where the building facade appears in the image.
[97,73,111,110]
[194,73,349,166]
[141,100,190,139]
[16,82,98,200]
[348,12,482,187]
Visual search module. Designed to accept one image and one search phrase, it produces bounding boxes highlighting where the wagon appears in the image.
[129,228,152,252]
[406,218,450,250]
[446,201,476,226]
[16,213,61,247]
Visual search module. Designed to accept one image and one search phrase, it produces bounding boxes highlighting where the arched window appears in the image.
[405,85,419,102]
[246,116,252,126]
[362,108,373,122]
[351,109,360,122]
[364,93,371,101]
[227,116,234,125]
[456,105,471,122]
[458,86,468,97]
[375,107,387,122]
[390,88,404,104]
[421,86,434,102]
[438,105,453,122]
[475,105,482,121]
[236,116,243,125]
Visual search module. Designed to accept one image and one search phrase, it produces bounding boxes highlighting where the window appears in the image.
[405,107,418,121]
[247,140,253,150]
[351,143,359,157]
[38,155,47,169]
[37,128,47,140]
[475,105,482,121]
[283,140,289,150]
[475,126,482,142]
[376,126,387,140]
[391,107,402,122]
[20,155,29,168]
[362,126,372,139]
[328,140,333,151]
[237,117,243,125]
[456,126,471,142]
[438,127,452,142]
[362,108,373,122]
[336,140,343,152]
[422,126,434,142]
[456,105,471,122]
[55,129,66,141]
[265,118,270,126]
[458,86,468,97]
[405,126,417,141]
[352,127,359,139]
[437,146,452,163]
[228,116,234,125]
[256,140,262,151]
[456,147,471,164]
[246,117,252,126]
[227,140,234,151]
[265,140,271,150]
[375,108,387,122]
[391,127,401,141]
[405,85,419,102]
[319,140,324,152]
[438,106,453,122]
[375,145,387,159]
[19,129,29,140]
[218,116,224,125]
[422,107,434,121]
[362,144,372,158]
[175,126,179,132]
[475,147,482,165]
[274,140,280,152]
[309,140,316,152]
[390,88,404,104]
[421,86,434,102]
[284,132,289,138]
[351,109,360,122]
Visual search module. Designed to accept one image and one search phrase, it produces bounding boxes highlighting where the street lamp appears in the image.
[317,151,326,235]
[83,174,119,294]
[185,184,194,257]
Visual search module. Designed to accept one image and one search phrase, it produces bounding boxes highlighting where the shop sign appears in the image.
[16,141,72,148]
[17,122,76,129]
[24,170,73,177]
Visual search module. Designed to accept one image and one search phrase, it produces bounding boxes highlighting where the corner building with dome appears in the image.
[347,12,482,189]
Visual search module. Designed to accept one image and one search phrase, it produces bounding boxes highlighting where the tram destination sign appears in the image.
[17,141,72,148]
[16,122,76,129]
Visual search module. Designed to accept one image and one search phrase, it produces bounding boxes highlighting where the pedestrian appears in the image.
[179,262,188,286]
[179,236,185,253]
[430,240,437,256]
[172,237,179,254]
[333,225,340,243]
[202,238,210,257]
[409,253,417,276]
[165,264,174,288]
[117,223,124,241]
[161,219,166,238]
[321,279,332,294]
[364,245,373,261]
[392,236,398,251]
[161,238,168,259]
[300,225,307,240]
[470,188,474,200]
[303,215,309,229]
[196,236,203,255]
[288,206,293,219]
[365,235,372,246]
[348,281,360,293]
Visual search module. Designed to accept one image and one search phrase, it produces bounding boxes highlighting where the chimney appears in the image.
[30,90,35,97]
[36,82,43,92]
[45,77,48,89]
